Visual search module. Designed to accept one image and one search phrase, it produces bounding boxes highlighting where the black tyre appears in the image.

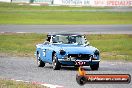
[37,53,45,67]
[52,53,61,70]
[90,63,99,70]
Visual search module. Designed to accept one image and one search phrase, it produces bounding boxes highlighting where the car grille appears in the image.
[68,54,91,60]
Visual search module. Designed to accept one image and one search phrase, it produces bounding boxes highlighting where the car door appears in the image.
[44,44,53,63]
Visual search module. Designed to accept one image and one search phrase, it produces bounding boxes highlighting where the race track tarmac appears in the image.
[0,57,132,88]
[0,25,132,34]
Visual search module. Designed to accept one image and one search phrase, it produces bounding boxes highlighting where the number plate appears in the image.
[75,61,86,65]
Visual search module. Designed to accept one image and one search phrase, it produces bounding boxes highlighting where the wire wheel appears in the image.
[37,53,45,67]
[52,53,61,70]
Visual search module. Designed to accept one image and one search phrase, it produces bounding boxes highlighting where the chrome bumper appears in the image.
[58,59,100,62]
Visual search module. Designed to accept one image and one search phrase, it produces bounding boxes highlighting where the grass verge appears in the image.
[0,79,46,88]
[0,2,132,24]
[86,34,132,61]
[0,33,132,61]
[0,33,46,57]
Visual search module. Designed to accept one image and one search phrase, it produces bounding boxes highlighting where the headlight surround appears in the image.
[60,49,66,55]
[94,50,99,56]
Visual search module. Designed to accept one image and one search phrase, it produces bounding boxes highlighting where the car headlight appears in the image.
[60,49,66,55]
[94,50,99,56]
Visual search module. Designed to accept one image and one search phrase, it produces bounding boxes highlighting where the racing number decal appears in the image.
[75,61,86,65]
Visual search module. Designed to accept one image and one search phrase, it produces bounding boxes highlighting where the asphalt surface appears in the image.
[0,57,132,88]
[0,25,132,34]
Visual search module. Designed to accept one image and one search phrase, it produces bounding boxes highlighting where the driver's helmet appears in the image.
[68,36,76,43]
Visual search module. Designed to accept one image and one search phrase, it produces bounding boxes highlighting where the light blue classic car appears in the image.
[35,33,100,70]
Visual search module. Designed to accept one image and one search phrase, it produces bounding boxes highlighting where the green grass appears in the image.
[86,34,132,61]
[0,79,46,88]
[0,33,46,56]
[0,33,132,61]
[0,2,132,24]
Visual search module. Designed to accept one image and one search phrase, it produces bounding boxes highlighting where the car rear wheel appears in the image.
[52,53,61,70]
[90,63,99,70]
[37,53,45,67]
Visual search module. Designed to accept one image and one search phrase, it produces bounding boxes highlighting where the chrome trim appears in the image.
[58,59,100,62]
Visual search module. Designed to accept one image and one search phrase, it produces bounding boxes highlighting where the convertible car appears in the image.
[35,33,100,70]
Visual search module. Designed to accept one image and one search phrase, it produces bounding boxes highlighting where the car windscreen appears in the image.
[52,35,87,45]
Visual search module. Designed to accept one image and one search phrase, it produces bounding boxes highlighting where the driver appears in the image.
[68,36,76,43]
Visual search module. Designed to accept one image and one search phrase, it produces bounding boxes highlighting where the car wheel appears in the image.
[90,63,99,70]
[37,53,45,67]
[52,53,61,70]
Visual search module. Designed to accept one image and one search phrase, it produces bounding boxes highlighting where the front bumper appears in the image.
[58,59,100,66]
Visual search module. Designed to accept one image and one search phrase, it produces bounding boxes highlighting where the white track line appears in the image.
[10,78,64,88]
